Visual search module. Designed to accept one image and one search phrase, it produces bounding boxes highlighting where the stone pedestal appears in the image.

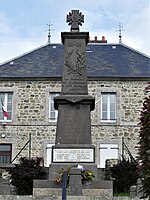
[51,94,96,178]
[33,179,113,199]
[130,185,137,198]
[54,95,95,144]
[69,168,82,195]
[49,163,97,180]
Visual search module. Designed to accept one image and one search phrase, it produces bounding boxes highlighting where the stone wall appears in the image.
[0,196,148,200]
[89,80,145,126]
[88,80,146,165]
[0,79,148,166]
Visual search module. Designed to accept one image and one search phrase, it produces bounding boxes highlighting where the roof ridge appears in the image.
[88,43,119,45]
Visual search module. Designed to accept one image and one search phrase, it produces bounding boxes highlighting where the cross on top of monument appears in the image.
[66,10,84,32]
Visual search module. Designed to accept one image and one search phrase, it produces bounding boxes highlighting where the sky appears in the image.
[0,0,149,63]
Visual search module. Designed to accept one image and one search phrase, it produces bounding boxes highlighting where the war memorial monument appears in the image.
[33,10,112,199]
[52,9,95,168]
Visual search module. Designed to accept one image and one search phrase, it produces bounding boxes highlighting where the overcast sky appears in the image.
[0,0,149,63]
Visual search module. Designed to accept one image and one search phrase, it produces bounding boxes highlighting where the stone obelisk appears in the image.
[34,12,113,194]
[51,10,96,171]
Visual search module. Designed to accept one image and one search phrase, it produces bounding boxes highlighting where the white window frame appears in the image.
[0,93,13,122]
[49,93,59,122]
[101,93,116,122]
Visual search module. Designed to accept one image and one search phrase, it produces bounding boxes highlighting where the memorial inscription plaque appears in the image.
[53,148,94,163]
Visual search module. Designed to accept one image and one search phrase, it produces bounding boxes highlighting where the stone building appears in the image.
[0,40,149,168]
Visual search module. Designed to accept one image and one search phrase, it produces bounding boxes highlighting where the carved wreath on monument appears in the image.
[65,49,85,75]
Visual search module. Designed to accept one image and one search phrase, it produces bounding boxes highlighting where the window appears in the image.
[0,93,13,121]
[49,93,59,122]
[101,93,116,122]
[0,144,12,163]
[99,144,118,168]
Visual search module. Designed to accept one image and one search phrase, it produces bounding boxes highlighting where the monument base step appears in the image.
[33,179,113,199]
[33,189,112,200]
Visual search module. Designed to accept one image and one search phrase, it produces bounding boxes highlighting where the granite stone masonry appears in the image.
[0,79,147,166]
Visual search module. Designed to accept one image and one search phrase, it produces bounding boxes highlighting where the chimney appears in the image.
[89,36,107,43]
[94,36,98,42]
[101,36,107,43]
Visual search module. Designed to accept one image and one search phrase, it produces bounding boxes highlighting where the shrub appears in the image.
[10,157,47,195]
[110,156,138,194]
[137,82,150,198]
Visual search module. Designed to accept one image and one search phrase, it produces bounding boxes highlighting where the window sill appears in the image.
[0,120,12,122]
[100,120,117,125]
[0,120,12,126]
[49,120,57,125]
[101,120,117,123]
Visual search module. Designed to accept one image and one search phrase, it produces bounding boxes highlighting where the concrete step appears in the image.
[54,196,88,200]
[0,196,113,200]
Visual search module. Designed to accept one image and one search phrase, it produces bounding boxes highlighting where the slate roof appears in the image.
[0,43,149,79]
